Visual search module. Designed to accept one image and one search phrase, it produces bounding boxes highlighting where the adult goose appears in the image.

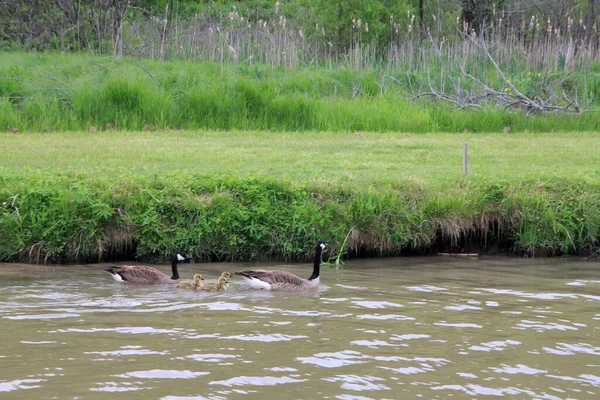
[105,253,191,284]
[235,240,327,291]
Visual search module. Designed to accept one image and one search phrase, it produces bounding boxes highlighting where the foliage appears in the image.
[1,53,600,133]
[0,130,599,262]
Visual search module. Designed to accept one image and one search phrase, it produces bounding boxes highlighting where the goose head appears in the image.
[176,253,192,262]
[193,274,205,285]
[220,271,231,282]
[316,240,328,251]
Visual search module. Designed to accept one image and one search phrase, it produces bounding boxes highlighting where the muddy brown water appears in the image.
[0,257,599,399]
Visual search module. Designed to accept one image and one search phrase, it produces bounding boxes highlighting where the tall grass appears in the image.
[2,53,600,133]
[118,7,600,73]
[1,130,599,262]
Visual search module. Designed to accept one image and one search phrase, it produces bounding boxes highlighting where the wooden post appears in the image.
[463,142,468,175]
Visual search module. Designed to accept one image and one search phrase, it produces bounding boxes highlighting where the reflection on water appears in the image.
[0,256,599,399]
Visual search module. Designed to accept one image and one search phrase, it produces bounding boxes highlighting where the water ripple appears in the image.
[490,364,548,375]
[323,374,390,392]
[469,340,521,352]
[0,379,45,392]
[356,314,414,321]
[209,376,305,386]
[543,343,600,356]
[434,322,483,328]
[297,350,367,368]
[116,370,209,379]
[90,381,149,392]
[351,301,404,309]
[221,333,307,342]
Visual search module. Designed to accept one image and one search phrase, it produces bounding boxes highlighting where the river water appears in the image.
[0,257,599,399]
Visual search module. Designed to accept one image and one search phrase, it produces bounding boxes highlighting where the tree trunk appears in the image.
[419,0,425,38]
[586,0,596,44]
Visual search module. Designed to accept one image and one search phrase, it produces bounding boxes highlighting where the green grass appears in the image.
[1,130,599,186]
[2,52,600,133]
[1,130,599,263]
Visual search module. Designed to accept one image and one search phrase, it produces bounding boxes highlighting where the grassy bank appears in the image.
[1,130,599,263]
[1,52,600,134]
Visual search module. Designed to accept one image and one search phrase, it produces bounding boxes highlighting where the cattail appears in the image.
[357,19,362,29]
[365,23,368,33]
[328,41,333,49]
[457,16,460,24]
[299,29,303,38]
[390,15,394,24]
[432,14,436,22]
[322,27,325,36]
[408,24,412,33]
[228,45,236,55]
[275,1,280,15]
[209,27,214,34]
[411,15,415,24]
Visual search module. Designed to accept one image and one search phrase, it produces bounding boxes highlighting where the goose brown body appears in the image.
[236,240,326,291]
[105,253,191,284]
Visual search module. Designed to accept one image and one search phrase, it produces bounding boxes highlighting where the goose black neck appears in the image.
[308,245,323,281]
[171,257,180,280]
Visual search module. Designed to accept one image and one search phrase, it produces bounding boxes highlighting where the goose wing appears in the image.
[106,265,170,284]
[235,269,305,286]
[269,281,311,291]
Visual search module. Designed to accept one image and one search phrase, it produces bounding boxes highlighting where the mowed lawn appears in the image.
[2,130,599,188]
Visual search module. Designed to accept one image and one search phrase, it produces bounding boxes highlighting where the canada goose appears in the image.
[175,274,204,289]
[203,276,229,292]
[105,253,192,284]
[235,240,327,291]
